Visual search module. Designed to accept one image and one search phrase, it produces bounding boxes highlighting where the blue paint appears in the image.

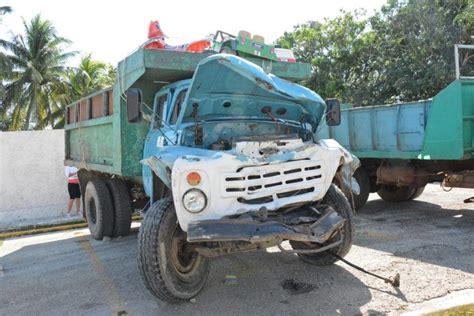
[317,100,432,154]
[176,55,325,131]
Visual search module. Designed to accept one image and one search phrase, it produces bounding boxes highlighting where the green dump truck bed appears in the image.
[318,79,474,161]
[64,49,312,179]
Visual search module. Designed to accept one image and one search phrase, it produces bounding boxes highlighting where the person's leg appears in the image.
[67,183,74,217]
[75,198,81,215]
[67,199,73,216]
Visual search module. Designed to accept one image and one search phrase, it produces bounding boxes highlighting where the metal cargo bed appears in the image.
[318,79,474,160]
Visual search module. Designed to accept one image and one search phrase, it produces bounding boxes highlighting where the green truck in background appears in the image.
[318,45,474,209]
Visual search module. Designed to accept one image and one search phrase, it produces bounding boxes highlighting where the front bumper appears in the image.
[187,208,345,244]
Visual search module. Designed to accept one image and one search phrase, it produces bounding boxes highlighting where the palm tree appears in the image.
[49,54,116,129]
[0,6,12,130]
[67,54,115,97]
[0,14,75,130]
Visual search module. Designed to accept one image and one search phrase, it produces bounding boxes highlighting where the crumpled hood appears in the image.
[177,54,326,130]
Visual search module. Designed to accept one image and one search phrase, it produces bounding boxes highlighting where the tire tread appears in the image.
[84,180,114,240]
[106,179,132,237]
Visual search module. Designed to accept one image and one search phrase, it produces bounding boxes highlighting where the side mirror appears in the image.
[325,98,341,126]
[127,88,142,123]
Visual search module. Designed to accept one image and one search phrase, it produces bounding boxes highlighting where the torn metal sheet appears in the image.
[187,209,344,244]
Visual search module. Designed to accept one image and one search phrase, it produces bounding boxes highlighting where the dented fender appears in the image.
[318,139,361,195]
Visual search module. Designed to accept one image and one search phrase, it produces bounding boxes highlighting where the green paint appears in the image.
[421,80,474,159]
[212,30,278,61]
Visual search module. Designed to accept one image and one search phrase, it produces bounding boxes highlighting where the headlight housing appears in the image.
[182,189,207,213]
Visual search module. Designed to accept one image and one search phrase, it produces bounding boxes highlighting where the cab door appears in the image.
[142,89,171,198]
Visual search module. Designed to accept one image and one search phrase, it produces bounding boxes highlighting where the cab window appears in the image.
[170,89,188,124]
[153,93,168,129]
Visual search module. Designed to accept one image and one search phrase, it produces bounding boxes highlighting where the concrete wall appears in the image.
[0,130,69,229]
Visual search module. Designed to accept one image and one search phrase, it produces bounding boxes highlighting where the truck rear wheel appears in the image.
[106,178,132,237]
[290,184,354,266]
[351,167,371,210]
[137,198,209,302]
[377,185,416,202]
[410,185,425,200]
[84,180,114,240]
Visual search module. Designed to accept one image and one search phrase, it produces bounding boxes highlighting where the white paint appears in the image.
[172,138,351,230]
[0,130,69,229]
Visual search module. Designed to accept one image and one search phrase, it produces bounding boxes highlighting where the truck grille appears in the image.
[222,159,324,204]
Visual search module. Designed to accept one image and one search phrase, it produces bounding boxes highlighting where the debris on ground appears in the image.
[281,279,316,295]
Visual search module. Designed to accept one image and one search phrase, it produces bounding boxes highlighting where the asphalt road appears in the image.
[1,185,473,315]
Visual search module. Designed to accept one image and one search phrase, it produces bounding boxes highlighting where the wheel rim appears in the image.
[170,226,199,275]
[88,198,97,224]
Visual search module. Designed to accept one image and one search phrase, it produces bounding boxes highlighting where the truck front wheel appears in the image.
[84,180,114,240]
[290,184,354,266]
[137,198,209,302]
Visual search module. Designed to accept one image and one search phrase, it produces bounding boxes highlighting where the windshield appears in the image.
[170,89,188,124]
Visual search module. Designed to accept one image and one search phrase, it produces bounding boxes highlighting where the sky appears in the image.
[1,0,386,66]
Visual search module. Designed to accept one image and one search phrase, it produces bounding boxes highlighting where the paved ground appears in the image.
[0,184,473,315]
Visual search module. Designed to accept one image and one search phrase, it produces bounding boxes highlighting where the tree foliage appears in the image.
[0,15,75,130]
[51,54,116,129]
[0,14,115,131]
[277,0,474,105]
[0,5,12,125]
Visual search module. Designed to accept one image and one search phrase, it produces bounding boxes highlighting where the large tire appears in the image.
[106,178,132,237]
[137,198,209,302]
[377,185,416,202]
[290,184,354,266]
[410,185,425,200]
[84,180,114,240]
[351,167,371,210]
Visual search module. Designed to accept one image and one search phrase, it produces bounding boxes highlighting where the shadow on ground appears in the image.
[354,195,474,275]
[0,230,373,315]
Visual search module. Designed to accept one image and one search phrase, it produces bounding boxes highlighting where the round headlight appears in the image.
[182,189,207,213]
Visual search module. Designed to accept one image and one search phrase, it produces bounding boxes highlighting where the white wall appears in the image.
[0,130,69,229]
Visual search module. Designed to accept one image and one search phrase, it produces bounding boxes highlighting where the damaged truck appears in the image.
[64,48,359,302]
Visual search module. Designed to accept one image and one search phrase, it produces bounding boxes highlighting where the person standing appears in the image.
[65,166,81,217]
